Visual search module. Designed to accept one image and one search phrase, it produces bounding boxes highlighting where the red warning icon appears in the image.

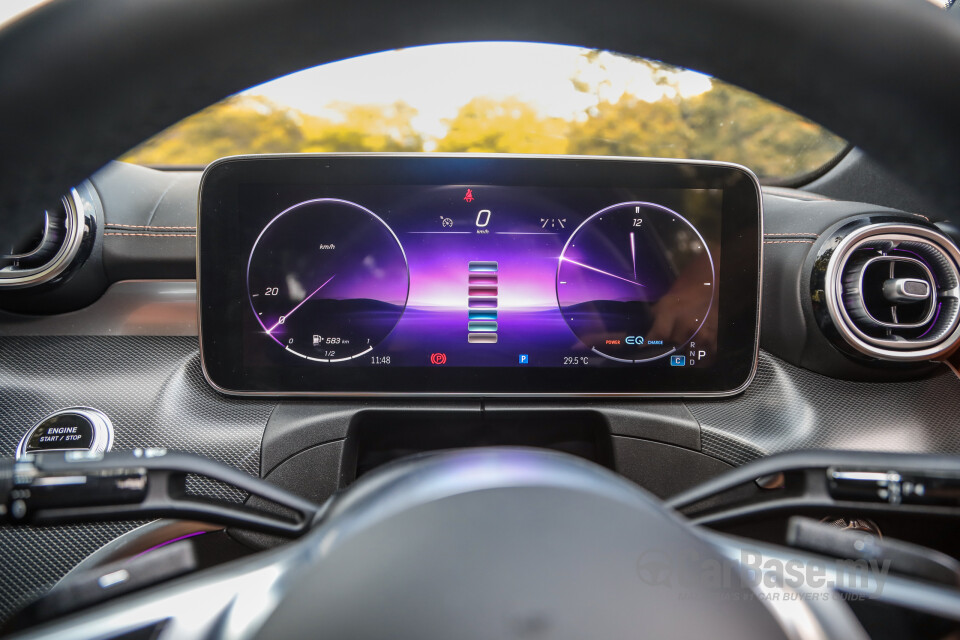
[463,189,475,203]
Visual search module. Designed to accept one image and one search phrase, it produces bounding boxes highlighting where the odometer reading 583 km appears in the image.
[247,198,409,362]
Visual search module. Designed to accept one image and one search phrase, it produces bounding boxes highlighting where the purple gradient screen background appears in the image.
[241,185,721,368]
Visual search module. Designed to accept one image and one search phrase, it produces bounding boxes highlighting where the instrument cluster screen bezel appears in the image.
[199,154,761,396]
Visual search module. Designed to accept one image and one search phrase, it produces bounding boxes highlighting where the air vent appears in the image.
[823,223,960,361]
[0,188,87,288]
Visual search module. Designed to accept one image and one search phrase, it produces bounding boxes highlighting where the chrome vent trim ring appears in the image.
[0,187,87,288]
[824,223,960,361]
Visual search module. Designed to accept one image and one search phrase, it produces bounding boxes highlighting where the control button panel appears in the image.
[828,467,960,507]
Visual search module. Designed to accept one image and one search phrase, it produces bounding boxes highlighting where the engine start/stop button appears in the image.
[15,407,114,459]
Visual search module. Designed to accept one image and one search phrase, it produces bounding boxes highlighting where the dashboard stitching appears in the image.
[104,232,196,237]
[763,239,814,244]
[764,232,818,237]
[762,188,835,202]
[105,224,197,230]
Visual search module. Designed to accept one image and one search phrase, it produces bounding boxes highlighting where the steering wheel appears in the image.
[9,448,871,639]
[1,0,955,636]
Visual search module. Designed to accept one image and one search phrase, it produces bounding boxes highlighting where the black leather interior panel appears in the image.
[92,163,199,281]
[687,352,960,465]
[804,148,932,215]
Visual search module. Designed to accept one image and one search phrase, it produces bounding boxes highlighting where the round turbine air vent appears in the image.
[822,222,960,361]
[0,188,87,288]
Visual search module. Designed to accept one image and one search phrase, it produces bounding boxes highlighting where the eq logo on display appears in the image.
[625,336,645,345]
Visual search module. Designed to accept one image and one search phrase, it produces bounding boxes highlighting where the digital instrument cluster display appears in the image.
[199,155,761,396]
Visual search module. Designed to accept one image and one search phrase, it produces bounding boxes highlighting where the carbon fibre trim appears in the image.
[0,522,139,627]
[687,351,960,466]
[0,336,274,624]
[1,339,959,624]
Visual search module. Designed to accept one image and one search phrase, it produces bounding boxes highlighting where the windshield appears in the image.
[120,43,846,183]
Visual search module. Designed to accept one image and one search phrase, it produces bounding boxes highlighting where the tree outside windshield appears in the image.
[121,44,846,183]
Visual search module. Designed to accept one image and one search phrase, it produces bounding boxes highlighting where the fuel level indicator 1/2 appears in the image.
[556,201,715,363]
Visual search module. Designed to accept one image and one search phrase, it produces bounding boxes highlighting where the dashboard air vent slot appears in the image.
[824,223,960,361]
[0,189,86,289]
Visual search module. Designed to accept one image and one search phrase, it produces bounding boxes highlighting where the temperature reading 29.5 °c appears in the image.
[247,198,410,362]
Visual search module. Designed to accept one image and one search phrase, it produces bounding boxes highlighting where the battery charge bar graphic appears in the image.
[468,261,498,343]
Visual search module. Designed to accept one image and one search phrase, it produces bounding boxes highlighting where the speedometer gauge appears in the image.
[247,198,409,362]
[556,202,715,362]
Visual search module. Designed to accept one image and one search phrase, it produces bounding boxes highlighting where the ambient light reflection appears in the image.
[132,531,208,560]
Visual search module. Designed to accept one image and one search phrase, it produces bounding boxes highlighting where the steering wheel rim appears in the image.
[2,0,960,233]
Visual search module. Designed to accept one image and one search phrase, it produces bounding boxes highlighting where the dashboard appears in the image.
[2,156,960,635]
[198,155,762,396]
[5,0,960,635]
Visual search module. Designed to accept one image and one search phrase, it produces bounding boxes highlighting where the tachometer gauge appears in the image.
[247,198,409,362]
[557,201,715,362]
